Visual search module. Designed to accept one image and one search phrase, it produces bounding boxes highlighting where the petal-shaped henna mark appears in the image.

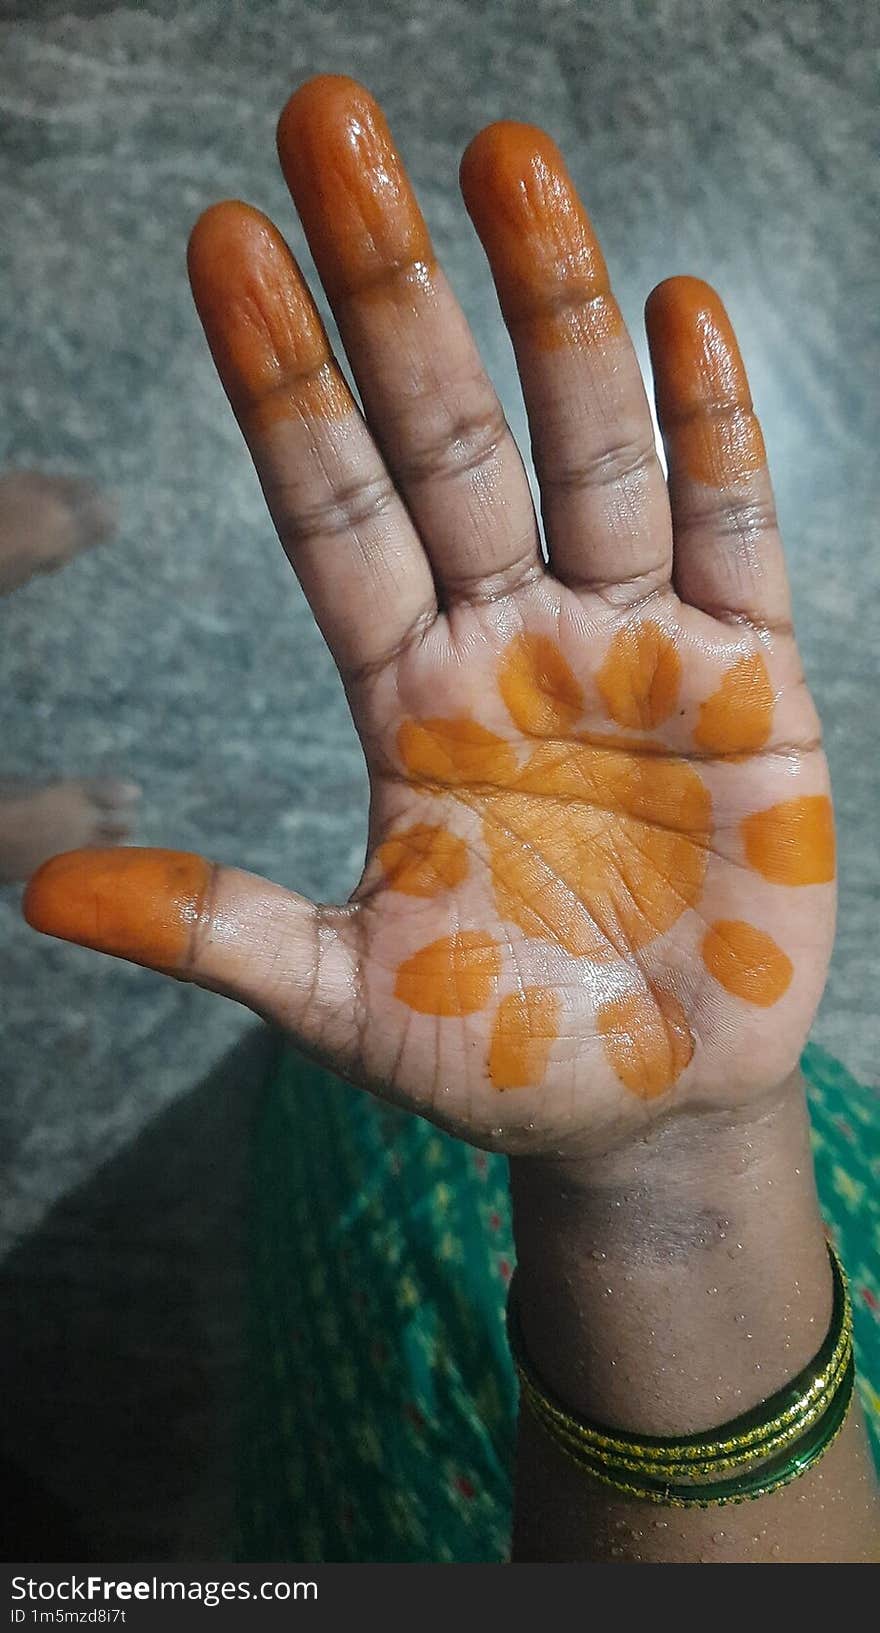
[694,653,773,756]
[702,919,792,1007]
[394,932,501,1016]
[489,986,559,1090]
[596,621,682,731]
[597,986,694,1099]
[499,632,583,737]
[377,823,468,896]
[397,716,517,788]
[741,795,835,886]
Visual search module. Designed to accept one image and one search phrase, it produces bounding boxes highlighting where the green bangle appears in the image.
[507,1241,855,1508]
[518,1335,853,1483]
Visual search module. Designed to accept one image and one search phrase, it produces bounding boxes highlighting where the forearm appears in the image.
[509,1071,879,1562]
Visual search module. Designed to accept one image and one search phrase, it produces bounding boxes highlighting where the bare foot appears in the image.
[0,779,141,884]
[0,470,117,596]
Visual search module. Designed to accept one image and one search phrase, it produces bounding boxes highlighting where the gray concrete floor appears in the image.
[0,0,877,1560]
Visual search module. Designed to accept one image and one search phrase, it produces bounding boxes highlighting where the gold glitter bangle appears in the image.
[517,1334,852,1481]
[507,1241,854,1507]
[523,1359,855,1509]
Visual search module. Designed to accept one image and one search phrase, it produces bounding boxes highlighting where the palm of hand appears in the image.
[344,589,832,1151]
[24,78,837,1156]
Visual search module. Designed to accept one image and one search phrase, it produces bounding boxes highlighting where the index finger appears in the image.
[187,200,437,680]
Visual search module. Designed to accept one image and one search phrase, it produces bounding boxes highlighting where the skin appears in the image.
[0,469,117,595]
[0,474,139,877]
[0,778,140,884]
[22,77,878,1560]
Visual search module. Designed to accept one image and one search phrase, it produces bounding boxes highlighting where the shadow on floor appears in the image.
[0,1024,281,1562]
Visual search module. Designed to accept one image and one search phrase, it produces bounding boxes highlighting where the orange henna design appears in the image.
[489,987,559,1090]
[396,671,711,963]
[393,932,501,1016]
[277,76,435,305]
[596,621,682,731]
[498,633,583,737]
[597,987,694,1099]
[459,121,623,350]
[187,202,352,427]
[392,633,799,1090]
[397,717,517,787]
[23,848,213,970]
[741,795,835,886]
[490,742,710,958]
[646,277,766,488]
[694,653,773,756]
[377,823,468,897]
[702,920,792,1007]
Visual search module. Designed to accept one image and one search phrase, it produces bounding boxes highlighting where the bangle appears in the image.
[507,1241,854,1508]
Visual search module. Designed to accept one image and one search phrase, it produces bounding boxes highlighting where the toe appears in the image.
[86,778,142,809]
[96,820,134,843]
[70,486,118,550]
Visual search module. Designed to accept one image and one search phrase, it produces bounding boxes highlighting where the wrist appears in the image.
[509,1070,833,1434]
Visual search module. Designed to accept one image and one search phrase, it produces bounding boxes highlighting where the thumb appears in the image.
[23,847,356,1040]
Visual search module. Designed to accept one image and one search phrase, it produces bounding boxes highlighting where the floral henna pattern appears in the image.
[379,627,834,1099]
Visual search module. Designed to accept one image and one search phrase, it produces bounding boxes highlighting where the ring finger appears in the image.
[460,122,673,603]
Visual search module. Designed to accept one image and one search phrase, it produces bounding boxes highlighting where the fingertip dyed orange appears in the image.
[459,120,622,349]
[23,848,213,971]
[377,823,468,897]
[702,919,793,1007]
[498,632,583,736]
[645,276,766,488]
[597,986,694,1099]
[489,986,559,1090]
[277,74,434,303]
[393,932,501,1016]
[187,201,351,426]
[694,653,773,755]
[596,620,682,731]
[741,795,835,886]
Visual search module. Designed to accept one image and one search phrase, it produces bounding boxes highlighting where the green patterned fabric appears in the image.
[238,1041,879,1562]
[800,1044,880,1455]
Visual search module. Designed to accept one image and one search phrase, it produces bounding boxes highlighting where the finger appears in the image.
[23,847,357,1045]
[277,75,541,605]
[460,122,672,600]
[187,201,436,679]
[645,277,792,629]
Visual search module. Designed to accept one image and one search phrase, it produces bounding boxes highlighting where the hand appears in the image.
[25,76,835,1156]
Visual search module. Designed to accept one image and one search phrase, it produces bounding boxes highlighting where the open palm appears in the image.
[26,78,835,1156]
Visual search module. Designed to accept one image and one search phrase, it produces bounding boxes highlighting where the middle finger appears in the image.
[277,75,542,609]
